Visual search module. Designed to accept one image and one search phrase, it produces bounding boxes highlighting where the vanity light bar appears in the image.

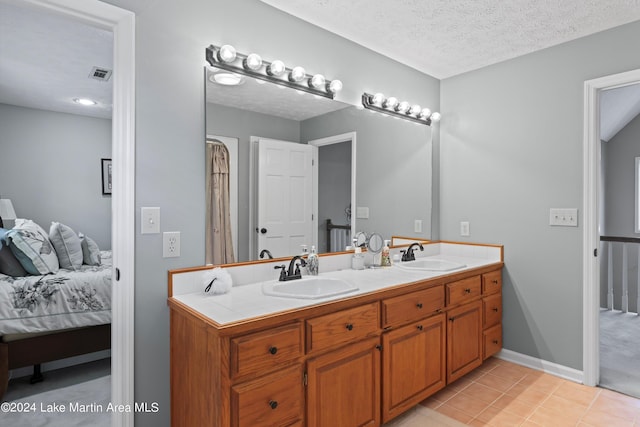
[206,44,343,99]
[361,92,441,126]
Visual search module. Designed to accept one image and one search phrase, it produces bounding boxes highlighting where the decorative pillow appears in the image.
[0,228,28,277]
[49,222,83,270]
[79,233,101,266]
[6,219,59,275]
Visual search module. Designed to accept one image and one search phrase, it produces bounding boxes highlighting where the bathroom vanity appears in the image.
[167,242,503,427]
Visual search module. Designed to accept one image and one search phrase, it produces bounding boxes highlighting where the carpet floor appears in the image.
[0,375,110,426]
[599,308,640,398]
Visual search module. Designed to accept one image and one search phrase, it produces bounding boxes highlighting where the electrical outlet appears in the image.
[460,221,470,236]
[163,231,180,258]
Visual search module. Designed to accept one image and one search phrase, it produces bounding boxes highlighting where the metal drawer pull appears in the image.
[269,400,278,410]
[492,279,498,284]
[416,303,423,309]
[492,340,499,345]
[417,325,423,331]
[269,346,278,355]
[464,288,472,294]
[346,323,354,331]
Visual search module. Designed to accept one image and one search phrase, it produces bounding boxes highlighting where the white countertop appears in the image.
[170,248,502,326]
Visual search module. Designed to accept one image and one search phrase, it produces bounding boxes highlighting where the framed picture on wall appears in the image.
[102,158,112,195]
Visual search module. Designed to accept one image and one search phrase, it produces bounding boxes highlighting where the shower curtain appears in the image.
[206,140,235,265]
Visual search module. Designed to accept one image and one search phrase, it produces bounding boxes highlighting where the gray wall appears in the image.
[301,107,433,241]
[318,141,351,252]
[0,103,111,249]
[600,114,640,312]
[206,102,300,261]
[102,0,440,425]
[440,21,640,370]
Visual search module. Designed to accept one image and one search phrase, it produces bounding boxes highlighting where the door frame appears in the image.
[308,132,357,248]
[583,68,640,387]
[20,0,136,425]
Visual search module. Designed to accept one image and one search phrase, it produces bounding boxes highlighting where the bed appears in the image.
[0,220,112,400]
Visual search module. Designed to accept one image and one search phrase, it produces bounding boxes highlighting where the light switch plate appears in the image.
[460,221,470,236]
[141,207,160,234]
[549,208,578,227]
[356,206,369,219]
[414,219,422,233]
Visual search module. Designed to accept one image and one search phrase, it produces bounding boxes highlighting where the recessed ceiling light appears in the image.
[73,98,97,106]
[209,72,245,86]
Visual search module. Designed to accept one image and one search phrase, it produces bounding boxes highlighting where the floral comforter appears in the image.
[0,251,112,335]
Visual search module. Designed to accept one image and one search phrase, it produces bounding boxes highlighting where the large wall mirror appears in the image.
[205,66,433,263]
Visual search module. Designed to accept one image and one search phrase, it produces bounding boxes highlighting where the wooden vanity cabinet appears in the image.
[169,265,503,427]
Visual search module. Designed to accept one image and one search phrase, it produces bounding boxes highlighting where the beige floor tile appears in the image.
[468,419,491,427]
[588,392,640,422]
[579,408,635,427]
[490,394,537,418]
[475,372,519,393]
[597,388,640,409]
[445,392,491,418]
[461,382,504,404]
[447,377,475,393]
[475,405,527,427]
[518,374,563,394]
[489,364,530,383]
[435,403,475,424]
[506,383,550,406]
[519,421,542,427]
[430,386,460,404]
[419,396,443,409]
[552,381,600,406]
[526,405,583,426]
[539,394,588,419]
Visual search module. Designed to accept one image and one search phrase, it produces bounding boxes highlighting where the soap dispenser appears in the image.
[307,245,319,275]
[380,240,392,267]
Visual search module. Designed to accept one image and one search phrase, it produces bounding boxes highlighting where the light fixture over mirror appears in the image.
[206,44,343,99]
[362,92,440,126]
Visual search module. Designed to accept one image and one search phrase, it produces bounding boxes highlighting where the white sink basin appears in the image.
[396,258,466,272]
[262,276,358,299]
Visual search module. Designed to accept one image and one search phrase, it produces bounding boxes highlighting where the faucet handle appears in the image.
[274,264,287,281]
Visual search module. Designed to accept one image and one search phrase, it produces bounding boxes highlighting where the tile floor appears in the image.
[393,357,640,426]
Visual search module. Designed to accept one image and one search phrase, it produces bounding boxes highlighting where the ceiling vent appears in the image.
[89,66,112,82]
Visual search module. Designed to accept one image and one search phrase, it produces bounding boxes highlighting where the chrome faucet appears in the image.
[260,249,274,259]
[274,255,307,281]
[401,242,424,262]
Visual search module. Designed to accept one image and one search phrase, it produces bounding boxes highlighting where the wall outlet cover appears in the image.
[163,231,180,258]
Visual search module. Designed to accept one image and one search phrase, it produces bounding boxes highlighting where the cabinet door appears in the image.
[382,314,446,423]
[447,300,482,383]
[306,337,380,427]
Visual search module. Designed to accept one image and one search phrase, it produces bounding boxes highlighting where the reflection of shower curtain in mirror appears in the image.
[206,141,235,264]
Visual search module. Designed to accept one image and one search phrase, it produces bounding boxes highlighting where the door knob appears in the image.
[260,228,267,234]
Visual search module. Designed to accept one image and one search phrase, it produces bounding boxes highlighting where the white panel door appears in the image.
[257,138,314,258]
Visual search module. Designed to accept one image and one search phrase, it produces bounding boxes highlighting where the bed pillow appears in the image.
[79,233,101,266]
[0,228,28,277]
[49,222,83,270]
[6,218,59,275]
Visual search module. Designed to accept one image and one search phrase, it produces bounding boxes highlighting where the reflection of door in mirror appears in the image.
[205,136,238,264]
[250,137,314,260]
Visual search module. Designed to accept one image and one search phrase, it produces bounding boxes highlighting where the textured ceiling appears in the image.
[261,0,640,79]
[0,2,113,119]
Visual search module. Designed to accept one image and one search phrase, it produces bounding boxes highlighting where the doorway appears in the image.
[15,1,136,425]
[583,68,640,391]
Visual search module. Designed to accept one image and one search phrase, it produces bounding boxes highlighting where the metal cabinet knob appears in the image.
[417,325,424,331]
[269,400,278,410]
[416,303,423,309]
[269,346,278,355]
[346,323,354,331]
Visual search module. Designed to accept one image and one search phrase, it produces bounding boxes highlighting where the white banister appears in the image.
[622,243,629,313]
[607,242,614,310]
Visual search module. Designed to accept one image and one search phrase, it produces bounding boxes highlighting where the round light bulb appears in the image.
[409,104,421,115]
[430,112,441,122]
[371,93,385,106]
[289,66,306,82]
[309,74,326,89]
[383,97,398,109]
[328,80,343,93]
[244,53,262,71]
[396,101,410,113]
[73,97,97,106]
[218,45,237,63]
[267,60,286,77]
[419,108,432,119]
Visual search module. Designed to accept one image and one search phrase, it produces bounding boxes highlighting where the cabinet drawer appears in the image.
[446,276,481,306]
[231,323,303,378]
[306,302,380,353]
[483,324,502,360]
[482,270,502,295]
[483,294,502,328]
[231,365,303,427]
[382,286,444,328]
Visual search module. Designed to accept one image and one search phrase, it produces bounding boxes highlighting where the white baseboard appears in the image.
[9,350,111,380]
[496,349,584,384]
